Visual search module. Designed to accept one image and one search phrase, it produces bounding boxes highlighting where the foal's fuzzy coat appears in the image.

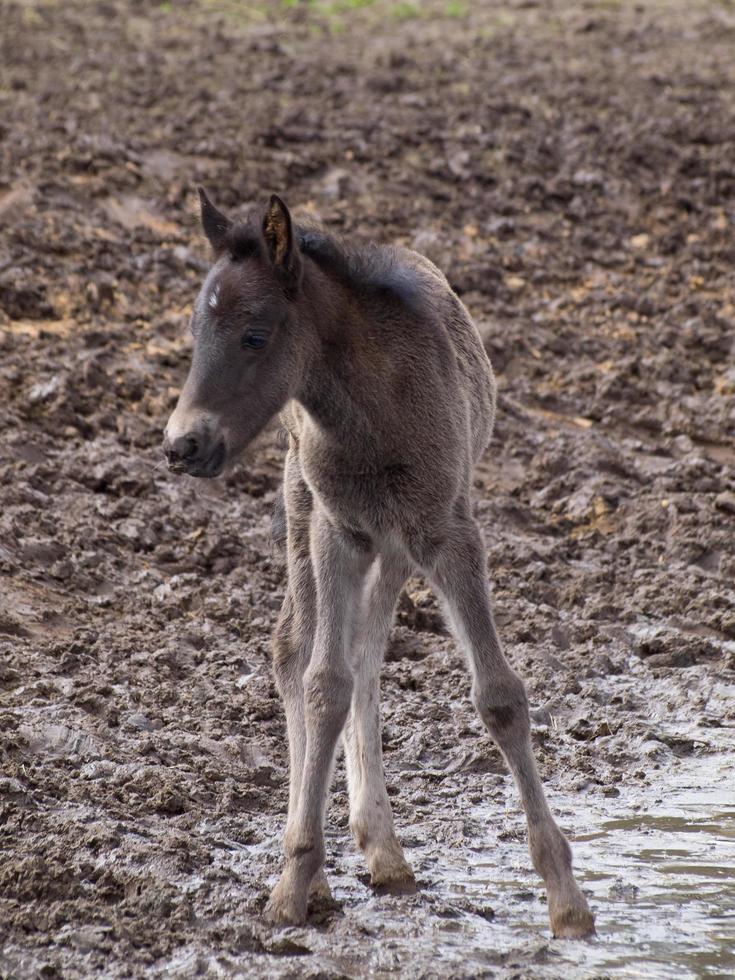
[164,190,595,938]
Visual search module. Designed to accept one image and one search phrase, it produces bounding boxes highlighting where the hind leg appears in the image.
[342,553,416,894]
[419,508,595,938]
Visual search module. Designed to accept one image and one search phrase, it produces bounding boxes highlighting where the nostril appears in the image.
[168,434,198,463]
[179,436,198,461]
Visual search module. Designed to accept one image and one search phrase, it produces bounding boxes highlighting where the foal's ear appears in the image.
[198,186,232,255]
[262,194,302,295]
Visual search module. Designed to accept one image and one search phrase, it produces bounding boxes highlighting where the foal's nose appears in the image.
[164,432,199,467]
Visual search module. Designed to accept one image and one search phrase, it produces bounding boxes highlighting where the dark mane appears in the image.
[218,210,423,313]
[296,225,423,313]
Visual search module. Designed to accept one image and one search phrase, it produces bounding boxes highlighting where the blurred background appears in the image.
[1,2,734,978]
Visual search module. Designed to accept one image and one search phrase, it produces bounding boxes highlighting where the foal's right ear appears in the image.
[262,194,302,297]
[198,187,232,255]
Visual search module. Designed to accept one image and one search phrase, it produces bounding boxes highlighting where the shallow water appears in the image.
[481,759,735,980]
[226,669,735,980]
[310,754,735,980]
[411,698,735,979]
[172,752,735,980]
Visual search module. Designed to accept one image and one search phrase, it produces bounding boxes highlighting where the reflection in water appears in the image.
[435,748,735,980]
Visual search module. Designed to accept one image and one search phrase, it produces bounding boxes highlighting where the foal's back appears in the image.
[297,234,495,455]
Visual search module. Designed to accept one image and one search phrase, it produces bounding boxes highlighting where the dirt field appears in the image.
[1,1,734,977]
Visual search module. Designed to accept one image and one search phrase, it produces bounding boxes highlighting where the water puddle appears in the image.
[219,742,734,979]
[170,664,735,979]
[388,664,735,980]
[560,754,733,979]
[301,762,722,980]
[322,670,735,979]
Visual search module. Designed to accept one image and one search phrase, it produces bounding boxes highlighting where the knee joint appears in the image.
[349,817,370,851]
[303,665,352,724]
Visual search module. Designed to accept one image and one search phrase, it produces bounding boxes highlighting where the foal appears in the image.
[163,189,594,938]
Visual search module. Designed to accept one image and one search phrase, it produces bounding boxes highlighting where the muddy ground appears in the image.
[1,1,734,977]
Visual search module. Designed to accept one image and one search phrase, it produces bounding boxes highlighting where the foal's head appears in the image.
[163,190,305,478]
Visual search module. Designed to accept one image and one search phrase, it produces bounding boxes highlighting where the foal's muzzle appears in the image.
[163,430,226,478]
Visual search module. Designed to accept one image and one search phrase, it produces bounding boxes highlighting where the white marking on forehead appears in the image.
[208,284,220,310]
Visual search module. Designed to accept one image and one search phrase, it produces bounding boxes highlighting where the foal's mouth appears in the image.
[168,440,227,479]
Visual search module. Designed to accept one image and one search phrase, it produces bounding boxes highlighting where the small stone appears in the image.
[609,880,639,900]
[127,713,158,732]
[715,491,735,515]
[80,760,116,779]
[530,706,552,727]
[28,375,61,404]
[50,560,74,581]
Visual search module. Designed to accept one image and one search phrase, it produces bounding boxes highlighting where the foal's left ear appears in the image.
[198,186,232,255]
[262,194,302,295]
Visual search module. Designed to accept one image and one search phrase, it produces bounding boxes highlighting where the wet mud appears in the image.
[1,1,734,977]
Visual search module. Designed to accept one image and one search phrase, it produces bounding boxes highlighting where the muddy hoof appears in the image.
[308,869,333,904]
[264,880,307,927]
[307,872,341,924]
[550,902,596,939]
[371,867,418,896]
[367,844,417,896]
[373,875,418,897]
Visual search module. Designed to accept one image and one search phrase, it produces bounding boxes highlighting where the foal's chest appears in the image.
[298,429,394,533]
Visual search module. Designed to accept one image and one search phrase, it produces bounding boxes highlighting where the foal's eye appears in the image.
[242,332,267,351]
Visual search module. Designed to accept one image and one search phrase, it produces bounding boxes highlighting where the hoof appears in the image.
[373,872,418,897]
[550,899,596,939]
[307,869,340,923]
[264,879,307,927]
[370,857,418,896]
[308,869,334,905]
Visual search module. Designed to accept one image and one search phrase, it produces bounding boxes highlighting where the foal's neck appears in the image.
[295,266,378,446]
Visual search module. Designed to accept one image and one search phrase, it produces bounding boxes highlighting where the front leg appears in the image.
[270,452,330,907]
[266,510,373,925]
[271,591,331,909]
[343,553,416,894]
